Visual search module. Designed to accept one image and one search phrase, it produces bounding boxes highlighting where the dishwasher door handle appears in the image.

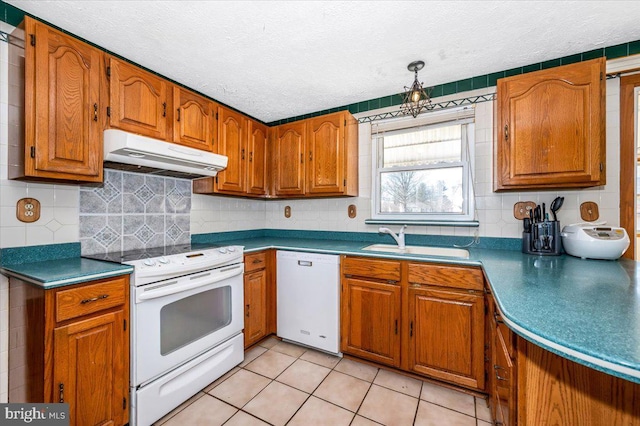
[297,260,313,267]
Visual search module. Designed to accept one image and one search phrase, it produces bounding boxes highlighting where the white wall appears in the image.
[0,19,624,401]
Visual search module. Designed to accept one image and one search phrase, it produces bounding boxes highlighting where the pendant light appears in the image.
[401,60,431,118]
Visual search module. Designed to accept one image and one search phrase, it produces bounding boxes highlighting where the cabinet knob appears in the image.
[93,103,98,122]
[504,124,509,141]
[59,383,64,403]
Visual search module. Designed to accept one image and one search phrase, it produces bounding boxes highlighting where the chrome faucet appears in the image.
[379,225,408,249]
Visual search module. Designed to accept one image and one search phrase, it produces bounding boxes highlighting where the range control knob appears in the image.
[227,246,236,252]
[158,257,170,264]
[218,247,228,254]
[143,259,156,267]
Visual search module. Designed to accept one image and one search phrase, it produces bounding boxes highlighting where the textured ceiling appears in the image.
[7,1,640,122]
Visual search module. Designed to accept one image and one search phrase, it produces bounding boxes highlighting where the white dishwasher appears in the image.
[277,251,340,354]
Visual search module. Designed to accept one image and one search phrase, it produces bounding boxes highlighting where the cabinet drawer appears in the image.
[244,251,267,273]
[342,257,401,282]
[55,277,127,323]
[408,263,483,291]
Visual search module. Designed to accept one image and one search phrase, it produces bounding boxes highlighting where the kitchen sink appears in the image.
[361,244,470,258]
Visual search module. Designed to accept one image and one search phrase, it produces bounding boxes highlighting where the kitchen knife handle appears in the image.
[504,124,509,141]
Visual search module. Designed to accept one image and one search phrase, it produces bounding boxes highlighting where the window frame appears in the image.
[370,108,476,223]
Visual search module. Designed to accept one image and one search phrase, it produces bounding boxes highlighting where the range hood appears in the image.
[103,129,227,177]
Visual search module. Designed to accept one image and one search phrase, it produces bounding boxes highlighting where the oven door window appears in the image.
[160,285,232,355]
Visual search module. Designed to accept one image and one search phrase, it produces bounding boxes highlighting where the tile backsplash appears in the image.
[79,170,191,255]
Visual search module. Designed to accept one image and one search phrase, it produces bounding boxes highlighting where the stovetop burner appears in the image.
[83,243,219,264]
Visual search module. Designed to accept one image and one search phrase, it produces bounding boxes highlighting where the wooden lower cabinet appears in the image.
[340,256,484,388]
[8,275,130,426]
[341,277,401,367]
[243,250,276,348]
[407,286,485,389]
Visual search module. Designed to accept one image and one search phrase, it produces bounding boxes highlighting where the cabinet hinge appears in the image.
[215,175,218,184]
[343,179,346,186]
[600,162,604,172]
[216,112,219,120]
[124,319,127,331]
[123,397,127,410]
[344,119,346,126]
[30,146,35,158]
[106,106,111,117]
[600,71,603,81]
[106,66,111,78]
[29,34,35,46]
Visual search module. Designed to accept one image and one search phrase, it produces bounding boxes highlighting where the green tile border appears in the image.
[1,1,639,128]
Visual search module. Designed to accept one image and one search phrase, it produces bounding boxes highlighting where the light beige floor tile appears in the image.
[271,340,308,357]
[299,348,341,368]
[334,358,378,382]
[373,368,422,398]
[223,410,270,426]
[287,396,354,426]
[414,400,476,426]
[153,391,205,425]
[257,336,280,349]
[420,381,475,417]
[209,369,271,408]
[475,396,492,422]
[244,349,297,379]
[350,415,384,425]
[203,367,240,393]
[162,394,237,426]
[477,420,493,426]
[313,370,371,412]
[276,358,331,393]
[243,381,309,426]
[358,384,419,426]
[239,346,268,367]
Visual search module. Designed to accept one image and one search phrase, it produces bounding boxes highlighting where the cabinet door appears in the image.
[173,87,216,151]
[216,107,247,194]
[341,277,401,367]
[495,58,605,190]
[25,17,102,181]
[53,310,126,426]
[274,122,306,196]
[108,57,169,140]
[306,113,344,194]
[408,286,485,390]
[247,121,269,196]
[244,269,268,348]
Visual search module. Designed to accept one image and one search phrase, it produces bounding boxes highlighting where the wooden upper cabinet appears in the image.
[22,17,103,182]
[247,121,269,196]
[306,112,358,196]
[173,87,217,151]
[108,57,170,140]
[495,58,606,191]
[216,106,247,193]
[274,121,306,196]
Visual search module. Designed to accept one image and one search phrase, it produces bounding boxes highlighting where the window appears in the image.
[371,107,475,223]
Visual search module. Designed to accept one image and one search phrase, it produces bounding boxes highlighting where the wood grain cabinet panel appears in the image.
[173,87,217,151]
[19,17,103,182]
[341,276,401,367]
[274,121,306,196]
[108,57,170,140]
[407,286,485,390]
[306,113,343,194]
[247,121,269,196]
[215,106,248,194]
[244,270,268,348]
[9,275,129,426]
[495,58,605,190]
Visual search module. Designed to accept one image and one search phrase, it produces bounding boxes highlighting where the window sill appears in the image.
[365,219,479,227]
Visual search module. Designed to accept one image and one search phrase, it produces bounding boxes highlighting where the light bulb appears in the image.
[411,90,421,103]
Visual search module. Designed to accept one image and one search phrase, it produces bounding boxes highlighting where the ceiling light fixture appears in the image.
[401,60,432,118]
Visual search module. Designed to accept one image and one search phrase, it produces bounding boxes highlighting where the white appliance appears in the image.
[276,251,340,354]
[103,129,228,177]
[87,245,244,426]
[561,223,630,260]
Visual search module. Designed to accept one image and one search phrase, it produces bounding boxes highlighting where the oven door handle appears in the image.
[137,264,243,301]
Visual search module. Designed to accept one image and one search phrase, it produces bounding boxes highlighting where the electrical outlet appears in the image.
[17,198,41,223]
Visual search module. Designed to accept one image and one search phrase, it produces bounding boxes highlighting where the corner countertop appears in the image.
[225,237,640,384]
[0,257,134,288]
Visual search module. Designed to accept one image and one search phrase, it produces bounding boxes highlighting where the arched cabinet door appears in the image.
[216,106,247,194]
[23,17,103,182]
[173,87,217,151]
[274,122,306,196]
[108,57,170,141]
[495,58,605,191]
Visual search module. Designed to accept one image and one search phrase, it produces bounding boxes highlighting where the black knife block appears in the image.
[522,221,562,255]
